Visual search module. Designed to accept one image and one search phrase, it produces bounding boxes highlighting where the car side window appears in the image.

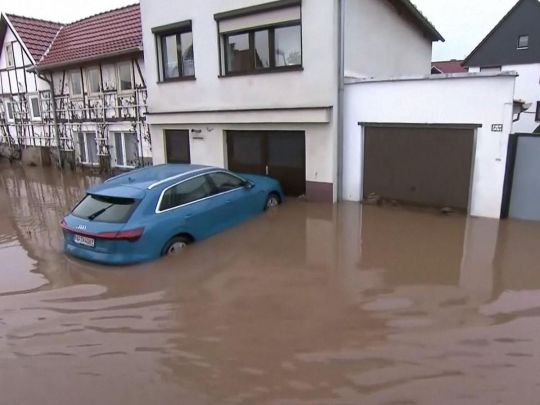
[208,172,244,194]
[159,176,212,211]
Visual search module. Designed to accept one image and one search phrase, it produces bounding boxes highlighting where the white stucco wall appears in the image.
[344,0,433,79]
[140,0,338,112]
[343,72,517,218]
[469,64,540,133]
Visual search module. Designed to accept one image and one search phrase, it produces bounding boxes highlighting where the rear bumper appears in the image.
[64,241,156,265]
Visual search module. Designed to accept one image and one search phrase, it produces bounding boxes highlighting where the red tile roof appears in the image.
[432,60,467,74]
[5,14,63,62]
[38,3,142,68]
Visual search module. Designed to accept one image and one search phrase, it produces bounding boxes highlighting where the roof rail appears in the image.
[147,167,211,190]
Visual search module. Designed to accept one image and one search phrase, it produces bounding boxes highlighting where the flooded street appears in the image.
[2,162,540,405]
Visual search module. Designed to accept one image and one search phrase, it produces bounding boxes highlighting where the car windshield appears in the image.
[72,194,139,223]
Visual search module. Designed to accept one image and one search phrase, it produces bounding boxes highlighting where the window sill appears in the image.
[157,76,196,84]
[218,66,303,78]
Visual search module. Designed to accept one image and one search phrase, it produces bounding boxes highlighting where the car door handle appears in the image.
[225,199,232,204]
[184,213,193,218]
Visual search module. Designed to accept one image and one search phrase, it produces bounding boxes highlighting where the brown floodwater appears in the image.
[1,161,540,405]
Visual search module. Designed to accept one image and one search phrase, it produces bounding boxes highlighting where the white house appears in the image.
[140,0,443,202]
[0,5,152,171]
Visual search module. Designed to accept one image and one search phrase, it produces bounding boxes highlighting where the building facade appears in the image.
[140,0,442,202]
[0,5,152,171]
[464,0,540,134]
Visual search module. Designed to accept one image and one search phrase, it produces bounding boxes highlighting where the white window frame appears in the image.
[68,69,83,98]
[29,95,41,121]
[78,131,99,166]
[4,100,14,122]
[517,35,529,50]
[117,61,134,93]
[114,131,138,168]
[86,66,102,95]
[5,43,15,68]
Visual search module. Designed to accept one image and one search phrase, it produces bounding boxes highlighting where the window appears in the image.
[158,30,194,80]
[72,194,138,223]
[114,132,138,167]
[29,96,40,120]
[117,62,133,92]
[69,70,83,97]
[5,43,14,68]
[78,132,98,165]
[536,101,540,122]
[480,66,502,73]
[86,67,101,94]
[159,176,213,211]
[223,23,301,75]
[518,35,529,49]
[5,101,14,121]
[207,172,244,194]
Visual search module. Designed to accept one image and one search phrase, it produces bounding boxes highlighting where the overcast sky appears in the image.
[0,0,519,61]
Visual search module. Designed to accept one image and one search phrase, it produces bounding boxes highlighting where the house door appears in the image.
[165,130,190,163]
[227,130,305,196]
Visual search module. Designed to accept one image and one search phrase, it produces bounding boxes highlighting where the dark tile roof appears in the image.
[5,14,63,62]
[38,3,142,68]
[432,60,467,73]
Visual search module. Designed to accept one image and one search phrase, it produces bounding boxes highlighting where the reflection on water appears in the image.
[1,161,540,404]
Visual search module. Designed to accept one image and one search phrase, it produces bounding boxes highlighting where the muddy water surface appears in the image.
[1,162,540,405]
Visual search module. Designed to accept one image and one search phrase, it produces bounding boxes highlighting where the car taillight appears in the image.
[97,227,144,242]
[60,219,68,231]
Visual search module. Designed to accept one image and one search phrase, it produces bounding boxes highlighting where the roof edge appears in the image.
[463,0,538,65]
[34,47,142,71]
[394,0,445,42]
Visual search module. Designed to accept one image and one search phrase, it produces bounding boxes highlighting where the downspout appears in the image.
[37,71,63,168]
[337,0,345,201]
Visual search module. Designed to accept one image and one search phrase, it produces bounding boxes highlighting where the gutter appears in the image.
[336,0,345,201]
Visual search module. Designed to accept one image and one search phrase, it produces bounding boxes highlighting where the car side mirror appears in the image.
[243,180,255,189]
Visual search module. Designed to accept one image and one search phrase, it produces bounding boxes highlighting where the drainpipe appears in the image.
[37,71,63,168]
[336,0,345,201]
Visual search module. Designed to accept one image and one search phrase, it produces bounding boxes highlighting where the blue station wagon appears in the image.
[61,164,284,265]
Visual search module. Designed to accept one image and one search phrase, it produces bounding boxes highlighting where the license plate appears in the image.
[74,234,95,248]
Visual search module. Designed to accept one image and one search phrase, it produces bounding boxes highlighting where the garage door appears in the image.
[165,130,190,163]
[363,126,474,210]
[227,130,305,196]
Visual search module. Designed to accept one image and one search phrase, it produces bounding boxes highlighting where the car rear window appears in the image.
[72,194,139,223]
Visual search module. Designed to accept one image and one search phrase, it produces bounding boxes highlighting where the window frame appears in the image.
[78,131,99,166]
[155,170,248,214]
[153,20,195,83]
[86,66,102,95]
[5,43,15,68]
[114,131,138,168]
[517,35,529,50]
[68,69,83,98]
[221,20,302,77]
[535,101,540,122]
[28,94,41,121]
[4,100,14,122]
[117,61,134,93]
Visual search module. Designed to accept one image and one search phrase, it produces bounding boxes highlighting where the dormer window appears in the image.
[517,35,529,50]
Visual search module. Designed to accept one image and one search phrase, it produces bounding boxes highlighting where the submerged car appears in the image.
[61,164,284,265]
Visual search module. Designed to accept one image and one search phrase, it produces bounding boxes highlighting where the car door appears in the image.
[157,175,218,240]
[206,171,255,226]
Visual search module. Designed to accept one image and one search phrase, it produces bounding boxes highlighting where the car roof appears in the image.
[88,164,216,197]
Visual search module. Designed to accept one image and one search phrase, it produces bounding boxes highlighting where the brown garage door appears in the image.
[227,130,305,196]
[363,126,474,210]
[165,130,190,163]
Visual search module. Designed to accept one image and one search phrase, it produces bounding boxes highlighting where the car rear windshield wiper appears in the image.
[88,203,115,221]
